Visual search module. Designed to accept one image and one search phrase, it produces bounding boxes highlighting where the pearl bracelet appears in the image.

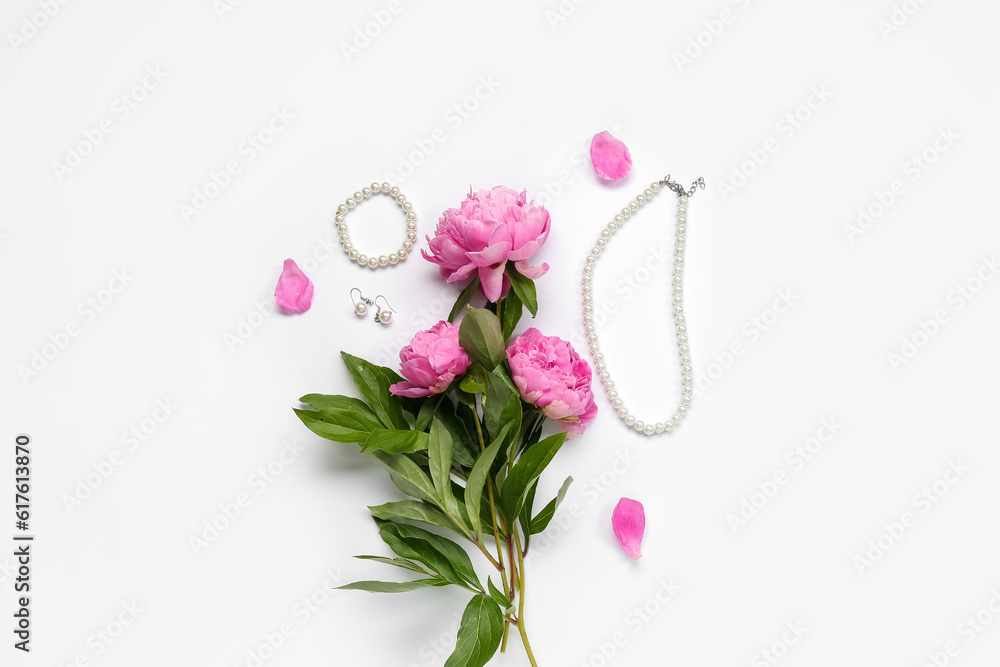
[336,182,418,269]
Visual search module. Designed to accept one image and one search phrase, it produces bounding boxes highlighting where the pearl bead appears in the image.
[339,233,350,243]
[612,398,623,409]
[367,257,378,268]
[635,194,645,205]
[371,181,381,192]
[643,424,655,435]
[614,214,624,223]
[628,201,638,211]
[337,204,347,214]
[346,198,356,208]
[655,423,665,434]
[634,420,644,432]
[362,187,372,197]
[650,182,660,191]
[682,395,691,404]
[355,302,368,316]
[349,249,359,260]
[403,240,413,250]
[398,249,408,260]
[621,208,631,218]
[357,254,368,264]
[682,385,692,394]
[678,405,687,414]
[406,211,416,220]
[389,187,400,197]
[379,309,392,324]
[644,189,653,198]
[343,242,353,252]
[335,214,345,223]
[617,407,629,418]
[389,253,399,265]
[353,191,363,201]
[625,415,636,426]
[381,182,391,192]
[407,221,417,230]
[407,231,417,240]
[395,194,406,204]
[378,255,389,267]
[665,420,674,431]
[402,202,413,212]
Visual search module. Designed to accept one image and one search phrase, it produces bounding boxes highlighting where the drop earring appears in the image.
[374,296,395,325]
[351,288,373,317]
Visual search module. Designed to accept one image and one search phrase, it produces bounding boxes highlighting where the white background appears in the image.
[2,1,999,665]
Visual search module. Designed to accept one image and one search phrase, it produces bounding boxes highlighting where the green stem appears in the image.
[513,528,538,667]
[472,406,510,596]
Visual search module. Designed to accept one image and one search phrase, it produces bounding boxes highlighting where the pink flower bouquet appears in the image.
[294,186,593,667]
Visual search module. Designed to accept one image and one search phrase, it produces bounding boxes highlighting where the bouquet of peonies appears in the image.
[294,187,595,666]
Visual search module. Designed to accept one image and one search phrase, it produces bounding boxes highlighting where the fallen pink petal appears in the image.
[590,130,632,180]
[612,497,645,560]
[274,258,314,313]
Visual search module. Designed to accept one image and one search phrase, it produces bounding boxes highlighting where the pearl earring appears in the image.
[351,288,373,317]
[374,295,395,325]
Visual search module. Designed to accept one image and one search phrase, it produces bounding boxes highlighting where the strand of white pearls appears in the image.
[582,178,694,436]
[336,182,418,269]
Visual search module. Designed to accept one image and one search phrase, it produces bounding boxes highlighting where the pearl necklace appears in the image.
[582,175,705,436]
[336,182,418,269]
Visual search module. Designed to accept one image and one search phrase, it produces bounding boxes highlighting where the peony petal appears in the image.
[389,381,431,398]
[274,259,314,313]
[590,130,632,181]
[514,259,549,280]
[612,497,645,560]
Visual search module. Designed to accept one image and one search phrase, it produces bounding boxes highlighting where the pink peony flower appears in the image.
[274,259,314,313]
[390,321,471,398]
[590,130,632,180]
[506,328,597,439]
[612,498,645,560]
[422,186,550,302]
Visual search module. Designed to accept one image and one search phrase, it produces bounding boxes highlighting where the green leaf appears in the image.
[500,289,523,341]
[378,520,482,591]
[483,369,519,437]
[354,554,430,574]
[368,500,458,533]
[341,352,408,430]
[337,578,448,593]
[507,268,538,317]
[361,429,429,454]
[367,451,437,502]
[459,365,488,394]
[298,394,379,422]
[487,578,514,614]
[428,418,453,495]
[415,395,442,432]
[530,476,574,534]
[500,432,566,524]
[293,408,375,444]
[449,276,481,323]
[465,438,503,543]
[444,594,505,667]
[458,307,505,371]
[435,399,477,468]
